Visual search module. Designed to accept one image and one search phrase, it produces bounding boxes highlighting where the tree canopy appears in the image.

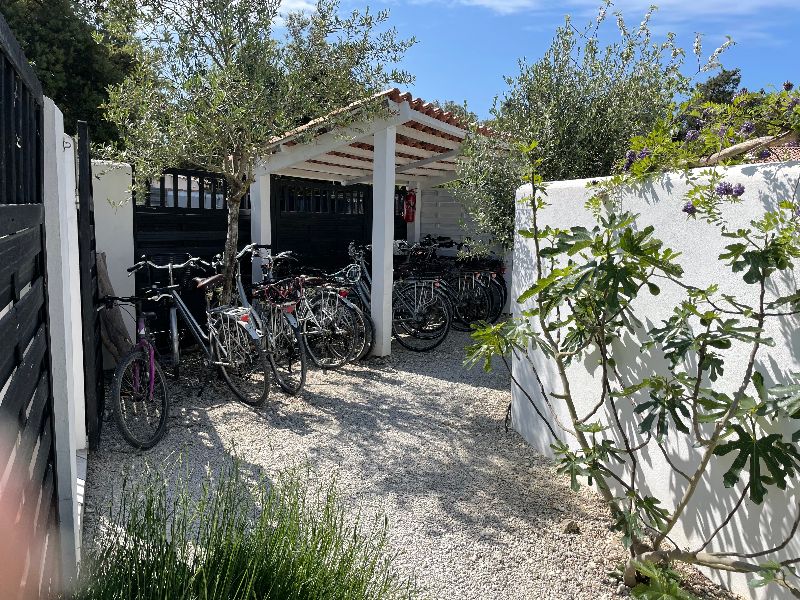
[0,0,132,143]
[450,3,734,251]
[102,0,413,296]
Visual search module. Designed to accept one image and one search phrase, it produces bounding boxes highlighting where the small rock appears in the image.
[563,520,581,534]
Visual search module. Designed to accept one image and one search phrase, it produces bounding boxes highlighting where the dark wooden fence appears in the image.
[134,167,251,262]
[270,175,407,270]
[76,122,104,449]
[0,11,61,595]
[133,168,251,348]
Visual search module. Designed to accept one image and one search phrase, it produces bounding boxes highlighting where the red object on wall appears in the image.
[403,188,416,223]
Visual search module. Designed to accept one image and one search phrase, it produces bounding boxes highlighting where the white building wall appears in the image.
[511,162,800,599]
[419,187,469,243]
[91,161,136,349]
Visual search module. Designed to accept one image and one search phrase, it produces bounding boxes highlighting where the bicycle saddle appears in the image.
[193,274,224,289]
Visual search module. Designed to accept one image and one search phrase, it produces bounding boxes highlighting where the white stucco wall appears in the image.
[91,160,135,351]
[511,162,800,599]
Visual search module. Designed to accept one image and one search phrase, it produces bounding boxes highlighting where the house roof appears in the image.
[262,89,492,186]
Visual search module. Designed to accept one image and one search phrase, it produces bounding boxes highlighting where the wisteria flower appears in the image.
[757,149,771,160]
[637,148,651,160]
[789,97,800,111]
[739,121,755,136]
[734,88,749,99]
[785,81,795,92]
[715,181,734,196]
[685,129,700,142]
[732,183,745,197]
[682,202,697,216]
[623,150,636,172]
[718,125,729,139]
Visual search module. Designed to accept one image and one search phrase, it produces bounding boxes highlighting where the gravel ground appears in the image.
[83,332,739,600]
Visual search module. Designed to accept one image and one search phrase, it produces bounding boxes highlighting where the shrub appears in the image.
[73,462,413,600]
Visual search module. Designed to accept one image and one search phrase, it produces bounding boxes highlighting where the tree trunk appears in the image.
[222,194,243,303]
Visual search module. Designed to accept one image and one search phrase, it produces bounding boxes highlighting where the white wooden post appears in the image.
[250,164,271,282]
[371,127,396,356]
[42,97,79,583]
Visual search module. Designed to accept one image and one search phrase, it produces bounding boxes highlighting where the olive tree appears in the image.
[101,0,413,298]
[451,2,729,251]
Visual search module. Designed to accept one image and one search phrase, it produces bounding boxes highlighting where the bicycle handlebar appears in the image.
[127,255,211,273]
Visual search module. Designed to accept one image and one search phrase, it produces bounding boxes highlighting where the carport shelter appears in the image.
[250,89,486,356]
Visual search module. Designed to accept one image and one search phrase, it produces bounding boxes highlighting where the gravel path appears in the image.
[83,332,738,600]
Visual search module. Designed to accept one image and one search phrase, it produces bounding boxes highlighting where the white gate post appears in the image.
[250,163,271,282]
[42,97,79,583]
[371,127,397,356]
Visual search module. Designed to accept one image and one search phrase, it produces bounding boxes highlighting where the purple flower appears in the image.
[718,125,729,138]
[739,121,755,136]
[637,148,652,160]
[732,183,746,197]
[590,179,599,185]
[789,97,800,111]
[623,150,636,172]
[682,202,697,216]
[734,88,749,99]
[685,129,700,142]
[757,149,772,160]
[715,181,735,196]
[784,81,795,92]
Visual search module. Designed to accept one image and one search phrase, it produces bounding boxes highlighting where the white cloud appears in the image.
[278,0,316,13]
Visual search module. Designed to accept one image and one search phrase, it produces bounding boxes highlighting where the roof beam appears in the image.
[343,149,459,184]
[396,125,461,150]
[262,101,413,172]
[395,103,469,139]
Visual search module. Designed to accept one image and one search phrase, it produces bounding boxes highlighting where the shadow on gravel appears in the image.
[85,331,591,566]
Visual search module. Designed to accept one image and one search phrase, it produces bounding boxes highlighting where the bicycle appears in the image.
[253,248,367,368]
[123,255,270,409]
[347,243,453,352]
[232,244,308,394]
[102,292,172,449]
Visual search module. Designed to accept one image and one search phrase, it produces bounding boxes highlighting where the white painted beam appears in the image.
[298,161,372,178]
[371,126,396,356]
[397,125,461,150]
[399,104,469,139]
[344,149,459,185]
[263,102,412,172]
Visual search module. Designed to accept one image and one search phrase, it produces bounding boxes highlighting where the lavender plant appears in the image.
[468,83,800,597]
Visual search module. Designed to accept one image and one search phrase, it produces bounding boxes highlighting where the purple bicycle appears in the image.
[102,291,172,449]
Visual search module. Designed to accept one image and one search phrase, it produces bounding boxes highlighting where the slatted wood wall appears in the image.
[0,11,61,596]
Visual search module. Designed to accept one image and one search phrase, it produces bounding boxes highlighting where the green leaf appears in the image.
[713,425,800,503]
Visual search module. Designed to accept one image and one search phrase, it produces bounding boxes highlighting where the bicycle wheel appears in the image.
[486,277,505,323]
[213,313,270,406]
[111,346,169,449]
[268,312,307,395]
[343,290,375,360]
[450,276,491,332]
[304,290,358,369]
[392,281,452,352]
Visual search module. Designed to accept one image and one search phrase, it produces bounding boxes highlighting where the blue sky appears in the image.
[314,0,800,119]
